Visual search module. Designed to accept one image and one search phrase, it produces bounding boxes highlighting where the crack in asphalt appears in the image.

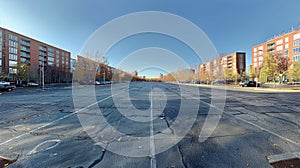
[88,149,106,168]
[177,145,188,168]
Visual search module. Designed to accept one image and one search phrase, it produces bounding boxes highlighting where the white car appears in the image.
[27,82,39,87]
[0,81,10,85]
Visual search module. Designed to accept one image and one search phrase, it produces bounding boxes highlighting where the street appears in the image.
[0,82,299,168]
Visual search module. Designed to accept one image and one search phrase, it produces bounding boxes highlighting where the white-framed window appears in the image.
[9,40,18,47]
[9,60,18,67]
[285,37,289,43]
[276,39,283,45]
[294,40,300,46]
[9,68,17,74]
[285,43,289,49]
[9,34,18,41]
[9,54,18,60]
[259,57,264,61]
[258,46,264,50]
[9,47,18,54]
[48,57,54,62]
[293,33,300,40]
[276,45,283,51]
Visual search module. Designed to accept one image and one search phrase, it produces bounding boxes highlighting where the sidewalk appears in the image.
[179,83,300,93]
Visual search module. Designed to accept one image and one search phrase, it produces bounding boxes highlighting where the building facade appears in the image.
[0,27,71,83]
[252,28,300,73]
[199,52,246,81]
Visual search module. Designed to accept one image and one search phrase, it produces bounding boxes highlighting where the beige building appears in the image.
[199,52,246,81]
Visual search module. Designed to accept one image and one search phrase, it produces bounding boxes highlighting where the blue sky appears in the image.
[1,0,299,77]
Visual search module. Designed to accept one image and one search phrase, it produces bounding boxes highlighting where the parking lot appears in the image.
[0,82,299,167]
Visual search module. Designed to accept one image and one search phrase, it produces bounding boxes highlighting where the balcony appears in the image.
[20,46,30,53]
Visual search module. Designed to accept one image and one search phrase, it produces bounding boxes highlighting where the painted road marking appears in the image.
[0,91,124,147]
[150,88,157,168]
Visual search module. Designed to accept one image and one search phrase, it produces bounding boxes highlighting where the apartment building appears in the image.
[0,27,71,83]
[252,28,300,73]
[199,52,246,81]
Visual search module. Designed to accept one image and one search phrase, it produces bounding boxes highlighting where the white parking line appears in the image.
[198,98,300,147]
[149,89,157,168]
[0,91,124,146]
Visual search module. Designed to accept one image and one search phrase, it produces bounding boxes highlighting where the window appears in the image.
[20,58,27,63]
[293,55,300,62]
[48,57,54,62]
[56,55,60,59]
[0,59,2,65]
[9,68,17,74]
[284,50,288,56]
[276,45,283,51]
[39,51,46,56]
[9,40,18,47]
[285,37,289,43]
[20,51,30,58]
[62,52,65,57]
[56,50,60,54]
[285,43,289,49]
[20,39,30,46]
[9,54,18,60]
[9,47,18,54]
[9,60,18,67]
[48,62,54,66]
[39,45,47,51]
[48,47,54,53]
[39,56,45,61]
[294,40,300,46]
[293,47,300,54]
[9,34,18,41]
[293,33,300,40]
[48,52,54,57]
[276,39,283,45]
[56,59,60,63]
[20,46,30,52]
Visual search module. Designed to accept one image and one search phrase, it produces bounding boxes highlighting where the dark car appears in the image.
[0,84,15,92]
[239,81,260,87]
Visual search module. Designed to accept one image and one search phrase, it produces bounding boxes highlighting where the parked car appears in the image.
[95,81,105,85]
[0,84,15,92]
[0,81,10,85]
[239,81,260,87]
[27,82,39,87]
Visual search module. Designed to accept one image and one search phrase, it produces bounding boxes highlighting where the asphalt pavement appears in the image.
[0,82,299,168]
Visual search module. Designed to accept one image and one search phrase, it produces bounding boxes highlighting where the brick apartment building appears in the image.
[252,28,300,74]
[0,27,71,83]
[74,55,138,83]
[199,52,246,81]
